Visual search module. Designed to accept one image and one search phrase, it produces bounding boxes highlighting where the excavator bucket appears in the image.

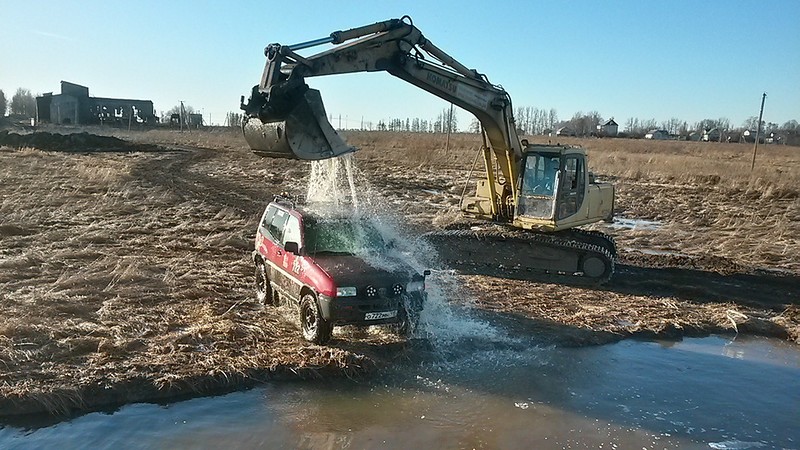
[242,88,355,160]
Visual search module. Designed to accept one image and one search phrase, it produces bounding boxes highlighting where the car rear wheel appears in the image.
[300,294,332,344]
[255,260,275,306]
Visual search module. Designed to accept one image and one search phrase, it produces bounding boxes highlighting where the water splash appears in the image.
[303,153,516,349]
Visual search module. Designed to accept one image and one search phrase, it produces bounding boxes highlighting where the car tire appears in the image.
[300,294,332,345]
[395,300,420,337]
[255,260,275,306]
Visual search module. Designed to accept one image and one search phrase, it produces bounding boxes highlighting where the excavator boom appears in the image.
[240,17,521,188]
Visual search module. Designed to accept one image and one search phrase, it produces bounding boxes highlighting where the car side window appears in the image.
[267,209,289,242]
[282,216,302,247]
[261,206,277,229]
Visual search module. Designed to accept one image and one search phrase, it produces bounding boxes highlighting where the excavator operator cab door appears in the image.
[516,151,561,220]
[556,154,587,220]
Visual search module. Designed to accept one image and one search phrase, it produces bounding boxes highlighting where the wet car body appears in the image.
[252,198,427,344]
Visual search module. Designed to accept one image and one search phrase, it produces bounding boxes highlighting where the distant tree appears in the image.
[764,121,779,134]
[10,88,36,117]
[165,104,195,116]
[0,89,6,117]
[547,108,558,131]
[660,117,683,135]
[625,117,640,134]
[225,111,243,127]
[568,111,602,137]
[781,120,798,132]
[435,107,457,133]
[641,118,658,132]
[468,117,481,133]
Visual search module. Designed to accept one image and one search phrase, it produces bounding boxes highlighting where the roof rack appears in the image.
[272,193,296,210]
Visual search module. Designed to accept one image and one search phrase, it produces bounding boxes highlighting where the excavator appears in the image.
[240,16,616,284]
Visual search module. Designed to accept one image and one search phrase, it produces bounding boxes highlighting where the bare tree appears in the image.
[165,104,195,117]
[10,88,36,117]
[660,117,683,135]
[225,112,243,127]
[468,117,481,133]
[0,89,6,117]
[781,120,798,132]
[742,116,760,131]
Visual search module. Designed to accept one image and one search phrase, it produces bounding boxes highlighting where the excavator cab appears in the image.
[514,145,613,232]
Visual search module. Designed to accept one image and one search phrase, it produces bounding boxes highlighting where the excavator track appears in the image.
[425,225,616,286]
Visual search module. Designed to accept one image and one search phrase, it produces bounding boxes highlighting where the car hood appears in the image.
[311,254,418,286]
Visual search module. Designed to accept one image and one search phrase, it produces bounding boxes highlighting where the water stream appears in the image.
[2,335,797,449]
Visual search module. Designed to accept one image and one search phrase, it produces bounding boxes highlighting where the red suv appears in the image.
[253,198,428,344]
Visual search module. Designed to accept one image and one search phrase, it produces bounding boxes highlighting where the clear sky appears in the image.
[2,1,798,129]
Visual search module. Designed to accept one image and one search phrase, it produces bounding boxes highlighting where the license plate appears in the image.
[364,310,397,320]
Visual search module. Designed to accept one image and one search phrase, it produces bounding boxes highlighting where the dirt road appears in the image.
[0,128,797,417]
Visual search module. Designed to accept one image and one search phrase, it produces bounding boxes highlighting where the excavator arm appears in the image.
[240,17,522,196]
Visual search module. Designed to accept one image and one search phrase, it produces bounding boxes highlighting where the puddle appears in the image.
[624,247,689,257]
[610,217,662,231]
[3,335,797,448]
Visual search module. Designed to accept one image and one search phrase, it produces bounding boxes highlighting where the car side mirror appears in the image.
[284,241,300,254]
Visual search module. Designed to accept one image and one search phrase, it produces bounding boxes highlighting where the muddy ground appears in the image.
[0,127,798,417]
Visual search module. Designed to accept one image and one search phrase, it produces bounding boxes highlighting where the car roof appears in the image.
[268,200,356,223]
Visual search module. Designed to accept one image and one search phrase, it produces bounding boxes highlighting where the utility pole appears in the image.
[751,92,767,171]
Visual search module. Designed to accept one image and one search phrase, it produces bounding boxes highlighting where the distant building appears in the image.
[597,118,618,137]
[556,126,576,137]
[36,81,156,125]
[644,129,669,140]
[702,128,721,142]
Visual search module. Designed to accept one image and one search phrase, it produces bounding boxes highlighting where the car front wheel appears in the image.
[300,294,332,344]
[395,297,421,337]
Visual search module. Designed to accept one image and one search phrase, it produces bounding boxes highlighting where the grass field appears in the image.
[0,125,797,416]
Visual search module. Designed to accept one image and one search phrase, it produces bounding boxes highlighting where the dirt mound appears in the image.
[0,130,163,153]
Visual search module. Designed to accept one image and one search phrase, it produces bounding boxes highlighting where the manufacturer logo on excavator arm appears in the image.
[426,72,457,94]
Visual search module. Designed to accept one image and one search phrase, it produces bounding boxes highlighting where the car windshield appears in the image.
[304,219,387,255]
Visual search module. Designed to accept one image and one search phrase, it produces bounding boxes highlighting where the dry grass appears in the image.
[338,131,800,272]
[1,126,797,416]
[0,139,390,416]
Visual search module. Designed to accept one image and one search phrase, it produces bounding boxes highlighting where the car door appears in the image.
[256,205,277,259]
[279,214,304,301]
[265,207,290,291]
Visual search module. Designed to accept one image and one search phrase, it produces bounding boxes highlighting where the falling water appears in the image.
[303,153,514,348]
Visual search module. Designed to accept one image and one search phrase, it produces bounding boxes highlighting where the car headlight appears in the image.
[406,280,425,292]
[336,286,357,297]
